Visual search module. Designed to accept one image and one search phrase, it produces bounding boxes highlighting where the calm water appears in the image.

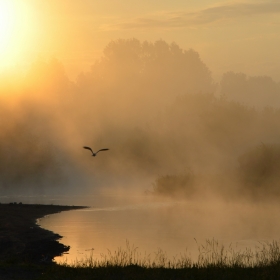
[2,192,280,264]
[38,192,280,264]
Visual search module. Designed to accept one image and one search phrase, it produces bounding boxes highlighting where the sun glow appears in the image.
[0,0,34,70]
[0,2,14,47]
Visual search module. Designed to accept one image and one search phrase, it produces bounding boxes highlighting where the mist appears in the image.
[1,38,280,203]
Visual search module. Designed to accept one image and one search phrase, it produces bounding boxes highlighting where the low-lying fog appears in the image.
[1,39,280,262]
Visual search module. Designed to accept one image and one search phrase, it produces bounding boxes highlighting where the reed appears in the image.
[67,239,280,269]
[37,239,280,279]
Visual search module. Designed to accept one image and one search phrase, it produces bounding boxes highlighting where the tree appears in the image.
[76,38,215,124]
[220,71,280,108]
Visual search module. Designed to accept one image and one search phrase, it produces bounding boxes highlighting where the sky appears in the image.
[1,0,280,81]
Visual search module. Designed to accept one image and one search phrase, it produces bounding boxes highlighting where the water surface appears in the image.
[35,191,280,264]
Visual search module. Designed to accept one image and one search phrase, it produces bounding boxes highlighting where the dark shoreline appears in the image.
[0,203,88,264]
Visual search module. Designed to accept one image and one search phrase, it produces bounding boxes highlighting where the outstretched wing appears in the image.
[96,148,109,154]
[83,146,94,154]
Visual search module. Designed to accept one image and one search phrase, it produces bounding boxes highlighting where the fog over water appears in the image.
[1,39,280,262]
[37,192,280,264]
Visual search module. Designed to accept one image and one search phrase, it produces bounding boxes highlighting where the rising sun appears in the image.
[0,0,34,69]
[0,1,17,54]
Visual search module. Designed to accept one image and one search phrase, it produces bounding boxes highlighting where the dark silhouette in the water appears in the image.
[83,146,109,157]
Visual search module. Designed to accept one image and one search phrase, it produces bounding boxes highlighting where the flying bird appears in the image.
[83,146,109,157]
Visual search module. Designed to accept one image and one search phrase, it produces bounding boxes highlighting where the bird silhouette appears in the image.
[83,146,109,157]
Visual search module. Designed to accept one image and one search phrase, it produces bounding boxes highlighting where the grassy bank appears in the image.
[36,239,280,280]
[2,239,280,279]
[0,203,87,279]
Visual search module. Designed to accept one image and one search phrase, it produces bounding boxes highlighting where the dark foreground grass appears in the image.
[35,239,280,280]
[2,261,280,280]
[39,265,280,280]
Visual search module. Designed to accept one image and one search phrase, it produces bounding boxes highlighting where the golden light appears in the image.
[0,1,14,48]
[0,0,34,70]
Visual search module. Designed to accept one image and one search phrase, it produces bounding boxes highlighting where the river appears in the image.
[2,191,280,264]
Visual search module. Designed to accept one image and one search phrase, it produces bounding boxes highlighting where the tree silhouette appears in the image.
[86,38,214,95]
[220,71,280,108]
[77,39,215,125]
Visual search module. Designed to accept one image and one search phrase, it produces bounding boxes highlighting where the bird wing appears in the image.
[96,148,109,154]
[83,146,94,153]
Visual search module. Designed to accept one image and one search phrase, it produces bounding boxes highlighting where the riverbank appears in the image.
[0,203,87,279]
[1,203,280,280]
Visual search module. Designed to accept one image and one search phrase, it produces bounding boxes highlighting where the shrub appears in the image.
[238,143,280,191]
[152,171,195,197]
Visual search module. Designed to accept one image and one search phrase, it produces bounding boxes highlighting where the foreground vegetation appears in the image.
[2,239,277,279]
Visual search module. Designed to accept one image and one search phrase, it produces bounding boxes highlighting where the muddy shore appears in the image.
[0,203,87,263]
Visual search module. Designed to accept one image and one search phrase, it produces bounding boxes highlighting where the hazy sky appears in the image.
[1,0,280,81]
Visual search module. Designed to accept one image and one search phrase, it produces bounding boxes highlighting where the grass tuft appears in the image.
[10,239,280,279]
